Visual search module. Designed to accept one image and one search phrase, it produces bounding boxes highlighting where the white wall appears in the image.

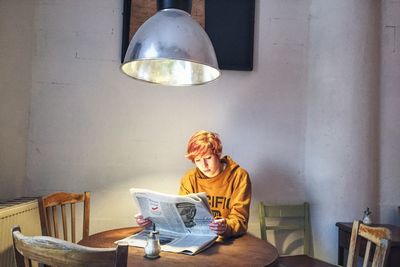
[380,0,400,225]
[306,0,381,261]
[27,0,310,236]
[1,0,399,264]
[0,0,34,199]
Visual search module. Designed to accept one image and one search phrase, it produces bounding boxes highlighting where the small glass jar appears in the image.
[144,230,161,259]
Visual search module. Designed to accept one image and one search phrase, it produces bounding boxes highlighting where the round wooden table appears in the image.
[79,227,279,267]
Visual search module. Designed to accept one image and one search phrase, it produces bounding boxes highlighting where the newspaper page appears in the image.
[117,188,217,255]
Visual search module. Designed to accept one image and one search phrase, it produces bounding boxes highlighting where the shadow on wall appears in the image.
[209,72,308,240]
[251,163,306,203]
[249,163,310,255]
[269,229,306,255]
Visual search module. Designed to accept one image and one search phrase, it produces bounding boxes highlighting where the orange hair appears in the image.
[185,130,223,162]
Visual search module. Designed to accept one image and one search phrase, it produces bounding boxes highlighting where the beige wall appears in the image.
[1,0,399,264]
[0,0,33,199]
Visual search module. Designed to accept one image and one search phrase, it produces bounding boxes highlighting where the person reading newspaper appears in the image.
[136,130,252,239]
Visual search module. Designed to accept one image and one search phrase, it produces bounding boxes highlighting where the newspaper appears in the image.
[117,188,218,255]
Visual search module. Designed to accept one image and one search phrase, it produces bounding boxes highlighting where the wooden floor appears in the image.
[277,255,337,267]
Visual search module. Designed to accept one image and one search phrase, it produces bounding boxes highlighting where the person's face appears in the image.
[194,152,222,178]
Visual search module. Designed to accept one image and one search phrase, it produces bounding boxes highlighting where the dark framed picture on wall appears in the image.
[121,0,255,71]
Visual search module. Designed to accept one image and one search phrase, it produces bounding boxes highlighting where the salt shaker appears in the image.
[362,207,372,225]
[144,225,161,259]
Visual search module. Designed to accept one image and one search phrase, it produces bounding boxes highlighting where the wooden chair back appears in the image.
[38,191,90,243]
[12,226,128,267]
[259,202,310,255]
[346,220,391,267]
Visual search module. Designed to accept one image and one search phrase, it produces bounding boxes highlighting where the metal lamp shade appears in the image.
[121,9,220,86]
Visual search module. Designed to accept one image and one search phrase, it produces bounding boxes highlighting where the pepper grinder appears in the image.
[362,207,372,225]
[144,224,161,259]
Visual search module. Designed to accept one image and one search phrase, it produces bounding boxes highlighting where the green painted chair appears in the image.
[259,202,336,267]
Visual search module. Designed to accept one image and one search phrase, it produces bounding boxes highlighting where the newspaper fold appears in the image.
[117,188,217,255]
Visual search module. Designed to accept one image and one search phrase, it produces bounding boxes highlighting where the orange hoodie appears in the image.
[179,156,252,238]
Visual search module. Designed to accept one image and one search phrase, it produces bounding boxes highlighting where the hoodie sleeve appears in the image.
[222,172,252,238]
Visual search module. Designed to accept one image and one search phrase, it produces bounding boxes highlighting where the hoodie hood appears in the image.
[194,155,241,186]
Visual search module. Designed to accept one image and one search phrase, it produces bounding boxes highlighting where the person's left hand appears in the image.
[209,218,227,235]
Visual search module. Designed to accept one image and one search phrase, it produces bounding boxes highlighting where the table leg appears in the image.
[338,229,344,266]
[338,246,344,266]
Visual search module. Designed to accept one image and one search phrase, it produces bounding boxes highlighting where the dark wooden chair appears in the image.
[346,220,391,267]
[259,202,337,267]
[12,226,128,267]
[38,191,90,243]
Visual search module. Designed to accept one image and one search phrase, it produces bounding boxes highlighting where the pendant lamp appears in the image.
[121,0,220,86]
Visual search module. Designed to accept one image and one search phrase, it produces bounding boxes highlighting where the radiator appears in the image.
[0,197,42,267]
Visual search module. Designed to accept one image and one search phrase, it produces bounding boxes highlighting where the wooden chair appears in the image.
[346,220,391,267]
[38,191,90,243]
[12,225,128,267]
[259,202,336,267]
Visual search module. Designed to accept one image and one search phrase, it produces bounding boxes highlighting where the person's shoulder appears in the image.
[180,167,198,182]
[237,167,250,178]
[223,157,250,187]
[234,167,251,183]
[225,156,250,176]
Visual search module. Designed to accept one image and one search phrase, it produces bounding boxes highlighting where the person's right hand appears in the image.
[135,213,152,228]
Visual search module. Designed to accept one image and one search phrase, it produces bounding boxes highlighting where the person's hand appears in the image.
[135,213,152,228]
[209,218,227,235]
